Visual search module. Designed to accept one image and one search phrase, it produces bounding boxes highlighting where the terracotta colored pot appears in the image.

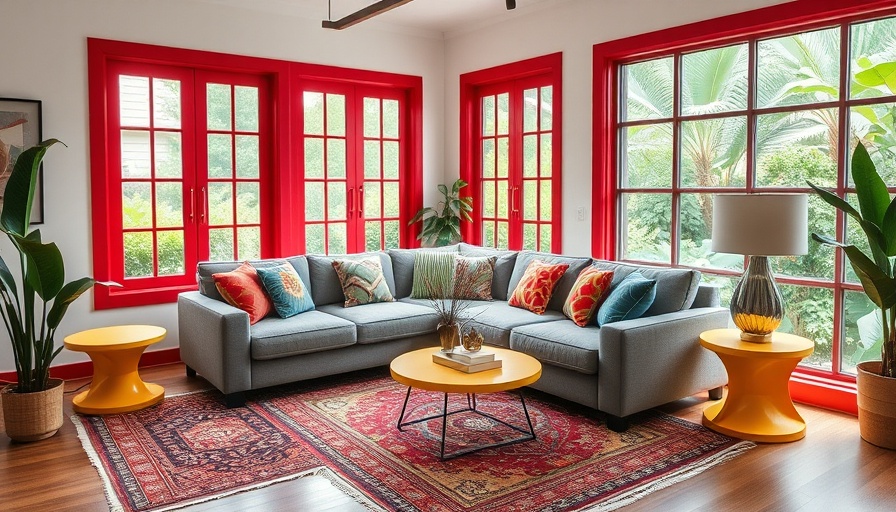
[856,361,896,450]
[1,379,64,442]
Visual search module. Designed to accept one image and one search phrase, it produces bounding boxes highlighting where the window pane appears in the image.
[540,134,552,177]
[119,75,149,127]
[365,221,381,252]
[523,135,537,177]
[701,273,740,313]
[779,284,833,371]
[304,138,324,179]
[497,93,509,135]
[541,86,553,130]
[364,97,380,138]
[483,221,495,247]
[305,182,325,221]
[540,224,551,252]
[842,290,880,375]
[328,223,347,254]
[364,141,381,179]
[304,92,324,135]
[497,221,509,250]
[327,138,346,178]
[326,94,345,136]
[620,193,671,263]
[621,123,672,188]
[383,182,399,217]
[845,194,873,284]
[364,182,381,218]
[306,224,325,254]
[327,182,346,220]
[122,182,152,229]
[384,220,400,249]
[207,83,232,131]
[121,130,151,178]
[523,88,538,133]
[152,78,181,129]
[235,135,259,179]
[680,117,746,187]
[850,16,896,100]
[482,139,495,178]
[849,104,896,186]
[622,57,673,121]
[237,226,261,261]
[124,231,153,278]
[540,181,551,220]
[482,95,495,136]
[383,141,399,179]
[234,86,259,132]
[497,181,509,219]
[483,181,495,217]
[681,44,748,115]
[523,181,536,221]
[157,230,185,276]
[154,132,182,178]
[497,137,509,178]
[236,182,260,224]
[208,182,233,226]
[523,223,537,250]
[756,109,838,188]
[207,134,233,178]
[770,197,835,280]
[209,228,234,261]
[757,28,840,108]
[155,182,182,228]
[383,99,399,138]
[679,193,743,270]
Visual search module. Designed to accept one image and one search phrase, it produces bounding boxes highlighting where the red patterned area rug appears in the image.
[73,372,753,512]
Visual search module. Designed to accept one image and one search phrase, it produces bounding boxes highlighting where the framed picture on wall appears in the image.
[0,98,43,224]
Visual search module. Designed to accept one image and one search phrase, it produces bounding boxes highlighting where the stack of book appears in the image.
[432,349,502,373]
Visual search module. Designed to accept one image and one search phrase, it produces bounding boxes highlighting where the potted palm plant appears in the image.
[809,141,896,449]
[0,140,102,442]
[409,179,473,247]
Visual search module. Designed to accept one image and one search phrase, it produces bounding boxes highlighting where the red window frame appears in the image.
[89,39,422,308]
[460,53,563,251]
[592,0,896,414]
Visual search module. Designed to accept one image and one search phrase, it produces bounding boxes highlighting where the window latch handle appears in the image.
[511,186,519,214]
[201,187,207,223]
[190,188,195,222]
[348,187,354,218]
[358,185,364,215]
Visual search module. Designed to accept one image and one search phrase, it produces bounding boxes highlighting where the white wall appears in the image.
[443,0,794,257]
[0,0,445,369]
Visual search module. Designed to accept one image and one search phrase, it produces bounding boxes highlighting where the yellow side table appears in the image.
[64,325,166,415]
[700,328,814,443]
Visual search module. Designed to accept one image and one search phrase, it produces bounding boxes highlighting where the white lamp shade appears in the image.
[711,194,808,256]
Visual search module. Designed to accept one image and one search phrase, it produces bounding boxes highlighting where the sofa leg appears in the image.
[185,365,197,378]
[708,386,724,400]
[606,414,629,433]
[224,392,246,408]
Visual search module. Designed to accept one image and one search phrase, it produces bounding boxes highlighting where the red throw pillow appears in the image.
[508,260,570,315]
[562,267,614,327]
[212,262,272,324]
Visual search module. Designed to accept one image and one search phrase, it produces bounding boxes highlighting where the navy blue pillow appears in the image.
[256,263,315,318]
[595,272,657,326]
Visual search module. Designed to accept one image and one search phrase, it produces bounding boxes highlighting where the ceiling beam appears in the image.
[322,0,416,30]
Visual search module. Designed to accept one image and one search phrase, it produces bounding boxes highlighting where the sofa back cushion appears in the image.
[306,252,397,306]
[458,243,518,300]
[508,251,591,312]
[197,256,311,303]
[591,260,701,316]
[388,245,459,299]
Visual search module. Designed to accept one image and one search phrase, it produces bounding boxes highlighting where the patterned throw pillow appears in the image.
[596,272,658,326]
[332,257,395,307]
[508,260,570,315]
[256,263,315,318]
[453,255,496,300]
[562,267,614,327]
[212,262,272,324]
[410,252,456,299]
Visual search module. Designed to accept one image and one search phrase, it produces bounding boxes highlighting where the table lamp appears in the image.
[711,194,808,343]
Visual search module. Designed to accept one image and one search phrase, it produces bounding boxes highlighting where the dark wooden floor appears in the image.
[2,363,895,511]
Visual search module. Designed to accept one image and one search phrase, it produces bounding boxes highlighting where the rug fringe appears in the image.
[71,415,126,512]
[579,440,757,511]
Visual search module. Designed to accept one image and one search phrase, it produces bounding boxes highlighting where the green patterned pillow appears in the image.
[255,263,315,318]
[411,252,456,299]
[453,255,496,300]
[332,257,395,307]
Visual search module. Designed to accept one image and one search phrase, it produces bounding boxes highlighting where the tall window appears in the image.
[302,84,405,254]
[603,11,896,384]
[460,53,562,252]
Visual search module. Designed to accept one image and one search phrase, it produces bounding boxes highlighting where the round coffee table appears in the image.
[390,346,542,459]
[64,325,166,415]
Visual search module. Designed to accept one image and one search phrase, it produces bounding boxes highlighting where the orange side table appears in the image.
[700,328,814,443]
[64,325,166,415]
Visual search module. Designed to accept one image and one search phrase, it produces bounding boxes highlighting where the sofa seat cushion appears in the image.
[398,297,494,313]
[250,311,356,360]
[510,320,600,375]
[459,301,565,348]
[317,302,439,344]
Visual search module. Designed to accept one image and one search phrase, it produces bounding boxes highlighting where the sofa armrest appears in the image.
[178,291,252,395]
[597,307,729,417]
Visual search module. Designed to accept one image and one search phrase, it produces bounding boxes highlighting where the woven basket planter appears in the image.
[1,379,64,442]
[857,362,896,450]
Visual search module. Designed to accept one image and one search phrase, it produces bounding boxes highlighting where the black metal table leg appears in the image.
[439,393,449,459]
[397,386,412,431]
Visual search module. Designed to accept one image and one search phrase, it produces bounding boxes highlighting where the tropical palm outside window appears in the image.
[617,16,896,378]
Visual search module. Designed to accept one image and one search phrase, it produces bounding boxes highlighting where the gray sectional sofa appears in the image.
[177,243,729,431]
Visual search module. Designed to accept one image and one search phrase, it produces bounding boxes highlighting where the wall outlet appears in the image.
[577,206,585,221]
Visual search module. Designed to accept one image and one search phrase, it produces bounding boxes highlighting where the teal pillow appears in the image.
[595,272,657,326]
[256,263,315,318]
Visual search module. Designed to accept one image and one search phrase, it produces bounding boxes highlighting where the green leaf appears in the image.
[47,277,95,329]
[807,181,861,220]
[842,244,896,309]
[852,142,890,226]
[14,233,65,301]
[437,184,448,198]
[0,139,62,237]
[0,253,18,298]
[883,196,896,256]
[855,62,896,94]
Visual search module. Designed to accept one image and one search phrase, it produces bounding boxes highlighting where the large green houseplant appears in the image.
[409,179,473,247]
[0,140,101,441]
[809,141,896,448]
